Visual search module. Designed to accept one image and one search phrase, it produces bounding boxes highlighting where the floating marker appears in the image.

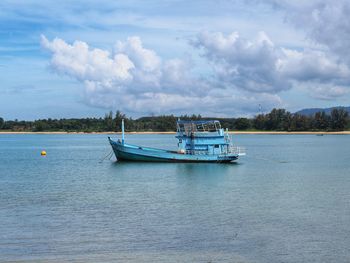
[41,150,47,156]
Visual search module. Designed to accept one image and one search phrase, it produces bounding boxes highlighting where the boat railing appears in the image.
[229,146,246,156]
[225,132,232,144]
[186,149,209,155]
[185,146,246,156]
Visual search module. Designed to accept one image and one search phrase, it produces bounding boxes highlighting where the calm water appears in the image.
[0,134,350,263]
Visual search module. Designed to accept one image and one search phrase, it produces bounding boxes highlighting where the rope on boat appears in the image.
[99,149,114,163]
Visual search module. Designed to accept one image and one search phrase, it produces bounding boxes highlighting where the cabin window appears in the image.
[214,145,219,148]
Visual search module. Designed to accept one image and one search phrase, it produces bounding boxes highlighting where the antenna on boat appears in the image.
[121,119,125,144]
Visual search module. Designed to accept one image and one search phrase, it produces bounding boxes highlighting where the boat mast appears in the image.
[122,119,125,144]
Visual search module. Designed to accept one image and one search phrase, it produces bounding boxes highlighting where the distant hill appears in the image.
[296,106,350,116]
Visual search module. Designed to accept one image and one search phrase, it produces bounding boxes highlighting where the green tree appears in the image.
[0,117,4,129]
[253,114,267,130]
[33,120,50,131]
[114,110,126,131]
[289,114,311,131]
[234,118,251,130]
[104,111,115,131]
[330,108,348,131]
[265,108,290,130]
[313,111,330,130]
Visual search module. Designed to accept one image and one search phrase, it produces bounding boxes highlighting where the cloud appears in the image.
[192,30,350,100]
[300,1,350,61]
[41,35,134,84]
[259,1,350,102]
[192,31,291,93]
[41,30,350,117]
[115,36,161,88]
[306,84,349,101]
[279,48,350,84]
[41,34,283,116]
[262,1,350,66]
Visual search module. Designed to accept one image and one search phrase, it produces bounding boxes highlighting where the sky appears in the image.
[1,0,350,120]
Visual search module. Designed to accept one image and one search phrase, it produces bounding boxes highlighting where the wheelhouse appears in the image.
[176,120,230,155]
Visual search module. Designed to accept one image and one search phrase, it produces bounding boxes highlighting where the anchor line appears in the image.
[99,149,114,163]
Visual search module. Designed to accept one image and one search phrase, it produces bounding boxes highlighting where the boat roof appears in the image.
[176,120,222,133]
[177,120,220,125]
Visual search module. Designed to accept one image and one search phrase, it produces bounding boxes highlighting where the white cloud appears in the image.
[115,36,162,88]
[279,48,350,83]
[192,31,290,93]
[41,35,283,116]
[306,84,349,101]
[263,1,350,66]
[303,2,350,66]
[192,30,350,100]
[41,31,350,116]
[41,35,134,83]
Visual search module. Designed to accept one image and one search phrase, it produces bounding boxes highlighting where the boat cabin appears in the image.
[176,120,231,155]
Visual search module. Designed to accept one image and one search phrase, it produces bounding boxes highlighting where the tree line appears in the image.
[0,108,349,132]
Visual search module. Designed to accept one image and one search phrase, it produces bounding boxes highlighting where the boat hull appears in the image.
[108,138,239,163]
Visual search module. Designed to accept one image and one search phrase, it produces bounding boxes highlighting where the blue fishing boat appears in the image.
[108,119,245,163]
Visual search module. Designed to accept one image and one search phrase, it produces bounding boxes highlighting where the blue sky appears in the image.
[1,0,349,120]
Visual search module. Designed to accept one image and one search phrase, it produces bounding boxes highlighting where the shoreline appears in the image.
[0,131,350,135]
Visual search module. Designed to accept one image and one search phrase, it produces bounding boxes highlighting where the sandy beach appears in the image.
[232,131,350,135]
[0,131,349,135]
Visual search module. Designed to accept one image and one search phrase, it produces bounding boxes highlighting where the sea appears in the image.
[0,134,349,263]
